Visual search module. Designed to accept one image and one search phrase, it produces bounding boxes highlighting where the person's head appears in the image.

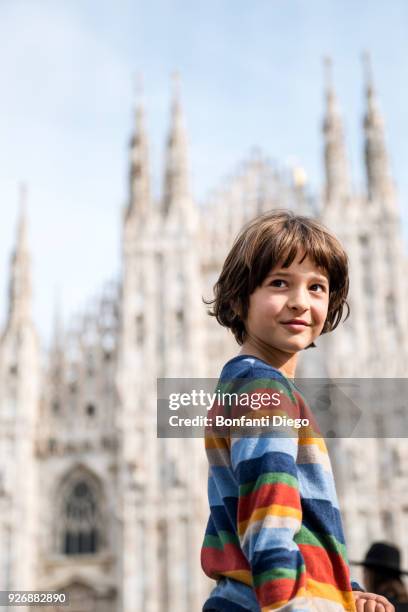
[358,542,408,603]
[204,209,350,355]
[363,567,408,603]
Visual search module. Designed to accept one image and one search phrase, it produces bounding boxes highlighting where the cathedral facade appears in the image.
[0,58,407,611]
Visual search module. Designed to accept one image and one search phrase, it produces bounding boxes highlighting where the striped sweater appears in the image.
[201,355,358,612]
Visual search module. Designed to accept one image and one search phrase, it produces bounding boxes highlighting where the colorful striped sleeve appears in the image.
[230,369,312,611]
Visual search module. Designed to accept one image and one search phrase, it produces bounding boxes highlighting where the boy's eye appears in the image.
[269,279,327,292]
[310,283,326,292]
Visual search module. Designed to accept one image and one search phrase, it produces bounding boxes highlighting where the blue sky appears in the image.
[0,0,407,346]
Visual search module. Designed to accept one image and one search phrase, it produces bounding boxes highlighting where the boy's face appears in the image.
[243,251,330,354]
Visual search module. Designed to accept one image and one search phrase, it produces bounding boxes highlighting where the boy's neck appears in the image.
[238,341,298,380]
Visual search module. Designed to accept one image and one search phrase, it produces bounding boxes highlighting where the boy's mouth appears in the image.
[281,319,310,326]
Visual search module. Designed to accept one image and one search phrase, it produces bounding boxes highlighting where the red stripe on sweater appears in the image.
[299,543,352,591]
[239,481,301,522]
[201,542,250,577]
[255,575,307,607]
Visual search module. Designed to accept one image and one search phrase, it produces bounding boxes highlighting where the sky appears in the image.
[0,0,407,348]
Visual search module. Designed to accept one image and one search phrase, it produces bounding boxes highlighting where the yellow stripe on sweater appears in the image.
[298,435,328,454]
[260,587,309,611]
[307,578,356,609]
[222,569,254,586]
[238,504,302,536]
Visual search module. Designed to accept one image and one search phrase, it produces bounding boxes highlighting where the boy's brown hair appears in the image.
[204,209,350,349]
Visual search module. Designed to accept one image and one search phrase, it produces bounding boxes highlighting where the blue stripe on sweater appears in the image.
[233,449,298,484]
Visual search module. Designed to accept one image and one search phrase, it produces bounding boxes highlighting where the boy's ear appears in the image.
[231,300,242,319]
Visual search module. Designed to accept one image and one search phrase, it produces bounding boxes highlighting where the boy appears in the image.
[201,211,394,611]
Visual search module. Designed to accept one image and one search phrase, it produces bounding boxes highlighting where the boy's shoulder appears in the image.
[218,354,300,416]
[220,354,289,386]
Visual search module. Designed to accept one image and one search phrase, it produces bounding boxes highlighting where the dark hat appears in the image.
[350,542,408,575]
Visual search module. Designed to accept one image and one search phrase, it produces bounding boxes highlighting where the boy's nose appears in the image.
[286,288,309,310]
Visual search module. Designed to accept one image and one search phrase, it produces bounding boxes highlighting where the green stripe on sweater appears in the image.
[253,564,306,588]
[294,525,348,559]
[203,530,241,550]
[239,471,299,496]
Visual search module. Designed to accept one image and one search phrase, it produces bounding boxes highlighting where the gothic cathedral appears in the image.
[0,57,407,611]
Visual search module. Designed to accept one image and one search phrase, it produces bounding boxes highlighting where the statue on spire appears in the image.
[127,72,150,221]
[322,56,350,205]
[6,183,33,329]
[362,51,394,205]
[162,72,191,217]
[17,182,29,252]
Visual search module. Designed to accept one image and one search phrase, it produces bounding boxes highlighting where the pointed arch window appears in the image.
[58,474,103,556]
[135,312,144,344]
[174,308,184,343]
[385,292,397,326]
[359,235,374,296]
[174,270,185,344]
[9,364,18,376]
[381,510,394,539]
